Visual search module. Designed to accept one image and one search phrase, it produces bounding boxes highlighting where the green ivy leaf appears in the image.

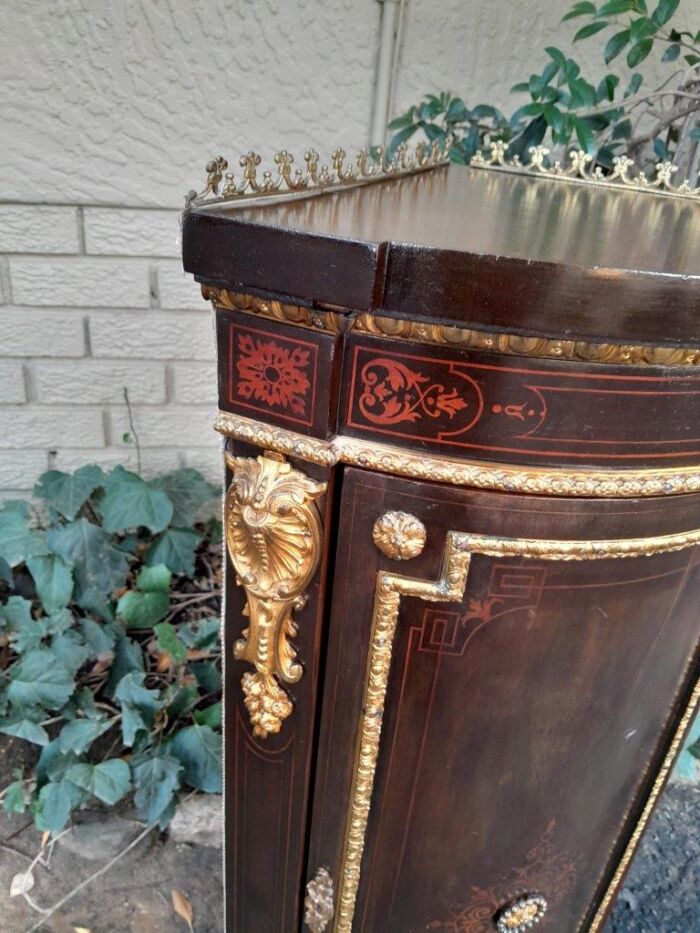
[154,622,188,665]
[48,518,129,604]
[114,672,162,746]
[688,738,700,760]
[189,661,221,694]
[35,779,85,833]
[81,618,117,657]
[193,702,222,729]
[0,510,48,568]
[114,672,162,714]
[132,754,182,827]
[150,469,218,527]
[2,780,28,814]
[179,617,220,651]
[65,759,132,806]
[102,466,173,534]
[662,42,681,60]
[146,527,202,576]
[625,72,643,97]
[170,724,222,793]
[106,635,144,695]
[27,554,73,613]
[34,465,104,520]
[166,684,200,720]
[0,556,13,586]
[0,718,49,746]
[8,649,75,710]
[0,595,34,634]
[116,564,171,628]
[57,717,111,755]
[51,631,92,677]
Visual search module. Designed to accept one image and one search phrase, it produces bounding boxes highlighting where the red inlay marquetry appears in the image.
[229,322,318,427]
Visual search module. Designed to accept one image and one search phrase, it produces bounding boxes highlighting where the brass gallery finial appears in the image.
[472,140,699,201]
[187,134,699,206]
[185,137,453,207]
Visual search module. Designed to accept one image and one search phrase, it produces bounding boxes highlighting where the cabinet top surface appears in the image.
[183,163,700,346]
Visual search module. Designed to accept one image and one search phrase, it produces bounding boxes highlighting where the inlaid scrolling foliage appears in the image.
[224,452,326,738]
[427,821,576,933]
[358,356,480,428]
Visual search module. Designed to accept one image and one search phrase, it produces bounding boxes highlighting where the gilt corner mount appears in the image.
[224,452,326,738]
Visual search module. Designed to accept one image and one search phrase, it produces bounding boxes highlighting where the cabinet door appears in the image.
[306,468,700,932]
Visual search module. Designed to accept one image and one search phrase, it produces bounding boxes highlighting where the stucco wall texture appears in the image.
[0,0,693,498]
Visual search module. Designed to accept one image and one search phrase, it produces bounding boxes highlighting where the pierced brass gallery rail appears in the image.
[333,520,700,933]
[224,452,326,738]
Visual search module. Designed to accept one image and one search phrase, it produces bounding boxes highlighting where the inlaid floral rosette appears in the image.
[224,452,326,737]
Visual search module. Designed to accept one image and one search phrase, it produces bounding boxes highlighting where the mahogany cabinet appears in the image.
[182,146,700,933]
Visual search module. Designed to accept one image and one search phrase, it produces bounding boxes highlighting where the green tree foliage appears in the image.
[389,0,700,177]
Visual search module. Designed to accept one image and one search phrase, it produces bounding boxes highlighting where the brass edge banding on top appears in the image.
[333,529,700,933]
[214,411,700,499]
[586,675,700,933]
[208,288,700,368]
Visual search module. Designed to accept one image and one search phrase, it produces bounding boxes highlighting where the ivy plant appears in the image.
[0,464,222,833]
[389,0,700,177]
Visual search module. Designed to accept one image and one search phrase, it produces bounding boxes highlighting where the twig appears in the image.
[122,387,142,476]
[24,823,154,933]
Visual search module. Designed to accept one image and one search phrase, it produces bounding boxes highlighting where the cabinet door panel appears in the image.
[306,469,700,932]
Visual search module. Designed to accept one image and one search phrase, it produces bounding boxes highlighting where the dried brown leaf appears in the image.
[172,889,194,931]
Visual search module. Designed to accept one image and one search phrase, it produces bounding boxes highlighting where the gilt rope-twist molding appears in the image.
[224,452,326,738]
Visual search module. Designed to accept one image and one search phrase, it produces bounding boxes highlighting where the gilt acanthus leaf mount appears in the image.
[224,452,326,738]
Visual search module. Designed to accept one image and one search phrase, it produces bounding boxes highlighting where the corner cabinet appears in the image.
[182,146,700,933]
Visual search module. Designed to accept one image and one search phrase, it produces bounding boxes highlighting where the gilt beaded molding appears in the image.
[214,411,700,499]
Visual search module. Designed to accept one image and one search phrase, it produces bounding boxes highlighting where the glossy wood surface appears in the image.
[182,165,700,345]
[307,470,700,932]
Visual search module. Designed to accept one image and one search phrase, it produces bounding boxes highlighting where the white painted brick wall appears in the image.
[169,362,218,404]
[0,205,80,254]
[32,359,167,405]
[89,310,215,361]
[9,257,152,308]
[0,211,217,497]
[0,361,26,403]
[84,208,181,258]
[157,261,205,310]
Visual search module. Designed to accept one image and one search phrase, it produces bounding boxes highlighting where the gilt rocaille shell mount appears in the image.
[372,511,427,561]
